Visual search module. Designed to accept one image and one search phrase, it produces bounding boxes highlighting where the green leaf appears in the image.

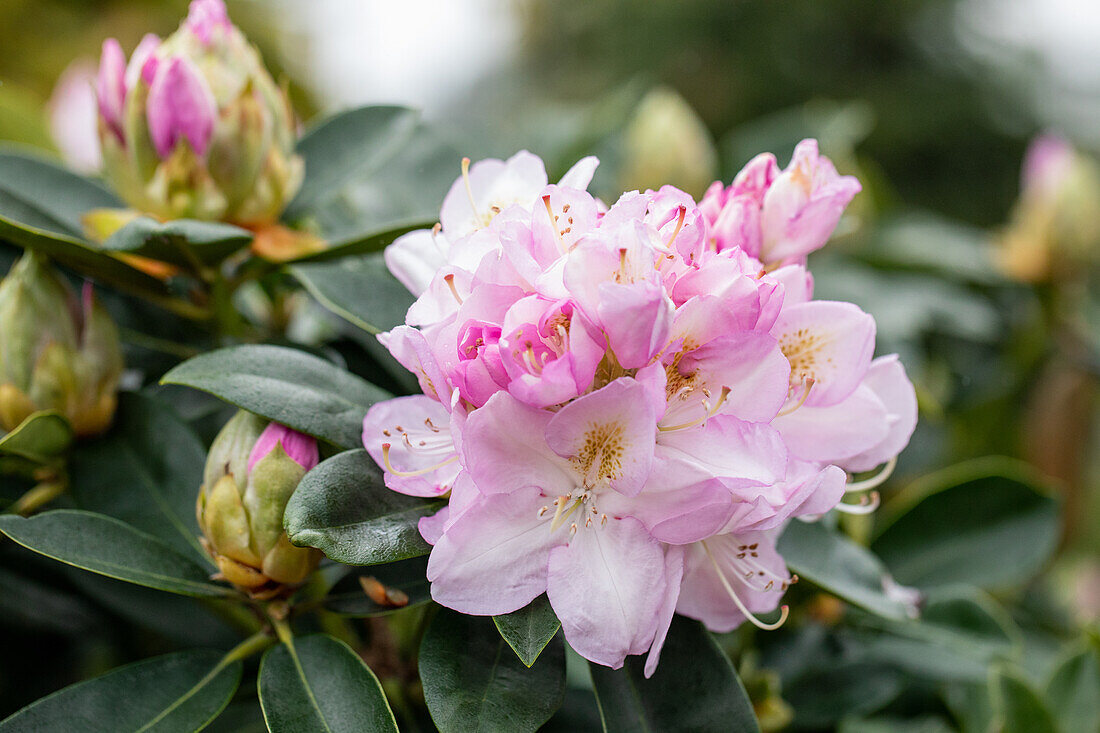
[0,649,241,732]
[70,392,210,565]
[420,607,566,733]
[589,615,760,733]
[847,586,1018,682]
[777,520,916,620]
[838,716,955,733]
[494,594,561,668]
[872,458,1061,590]
[285,449,441,565]
[101,216,253,269]
[0,410,72,463]
[0,510,230,597]
[161,344,390,449]
[0,147,121,235]
[0,148,168,298]
[323,556,431,616]
[289,221,429,264]
[282,105,457,245]
[1044,642,1100,733]
[784,662,902,729]
[258,633,397,733]
[0,565,100,634]
[990,665,1058,733]
[289,252,415,335]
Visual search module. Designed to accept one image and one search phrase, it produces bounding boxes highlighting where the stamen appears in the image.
[702,541,789,631]
[658,386,731,432]
[665,205,687,248]
[834,490,881,515]
[845,457,896,493]
[776,379,814,418]
[443,273,464,305]
[381,443,459,477]
[542,195,566,253]
[461,157,480,219]
[550,495,581,531]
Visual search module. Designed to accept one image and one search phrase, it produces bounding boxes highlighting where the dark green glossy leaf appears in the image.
[990,665,1057,733]
[421,607,566,733]
[0,510,230,597]
[838,716,955,733]
[323,556,431,615]
[0,410,72,463]
[0,566,100,634]
[0,148,169,297]
[872,459,1060,590]
[847,586,1018,682]
[258,633,397,733]
[0,147,120,235]
[161,344,390,449]
[785,662,902,730]
[290,221,429,264]
[285,449,441,565]
[589,615,759,733]
[67,569,241,649]
[0,649,241,732]
[494,594,561,668]
[1044,642,1100,733]
[283,105,457,245]
[101,216,252,269]
[289,252,415,334]
[778,520,916,620]
[70,392,210,565]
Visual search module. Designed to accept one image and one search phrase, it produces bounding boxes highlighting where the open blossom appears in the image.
[363,143,916,674]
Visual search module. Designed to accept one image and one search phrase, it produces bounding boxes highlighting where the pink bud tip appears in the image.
[248,423,319,473]
[96,38,127,141]
[186,0,232,45]
[146,57,217,159]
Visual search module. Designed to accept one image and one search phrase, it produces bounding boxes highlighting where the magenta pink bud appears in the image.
[248,423,319,473]
[96,38,127,142]
[1022,134,1074,197]
[146,57,217,159]
[186,0,233,45]
[129,34,161,87]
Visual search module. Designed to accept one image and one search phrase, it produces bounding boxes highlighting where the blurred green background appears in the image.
[1,0,1098,730]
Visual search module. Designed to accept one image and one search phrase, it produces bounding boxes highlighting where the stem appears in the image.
[209,272,248,339]
[271,615,295,647]
[220,630,276,667]
[9,478,67,516]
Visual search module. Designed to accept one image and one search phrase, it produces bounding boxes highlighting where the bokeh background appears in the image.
[2,1,1098,730]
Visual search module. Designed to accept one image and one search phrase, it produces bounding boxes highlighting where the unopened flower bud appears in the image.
[95,0,302,226]
[998,134,1100,282]
[0,252,123,437]
[197,412,321,596]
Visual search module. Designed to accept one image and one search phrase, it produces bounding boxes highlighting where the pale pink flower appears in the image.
[760,139,861,264]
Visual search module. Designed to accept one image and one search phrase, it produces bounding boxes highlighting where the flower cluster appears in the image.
[363,142,917,674]
[94,0,302,225]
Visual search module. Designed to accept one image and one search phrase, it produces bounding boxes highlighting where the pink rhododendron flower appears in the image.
[362,146,915,675]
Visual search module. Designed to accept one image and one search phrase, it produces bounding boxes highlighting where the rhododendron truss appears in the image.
[362,144,917,675]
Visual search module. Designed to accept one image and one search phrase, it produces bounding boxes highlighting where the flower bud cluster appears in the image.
[95,0,302,225]
[363,143,917,673]
[198,411,321,597]
[0,252,122,437]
